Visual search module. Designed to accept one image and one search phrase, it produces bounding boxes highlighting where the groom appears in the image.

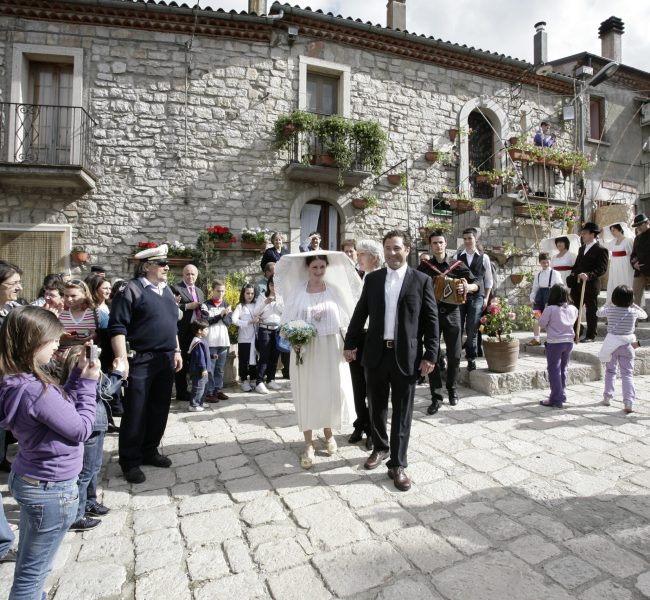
[345,230,439,491]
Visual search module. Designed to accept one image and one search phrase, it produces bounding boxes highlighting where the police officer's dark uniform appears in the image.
[418,248,476,414]
[108,244,181,484]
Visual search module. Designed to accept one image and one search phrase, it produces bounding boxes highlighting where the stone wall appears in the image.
[0,15,567,282]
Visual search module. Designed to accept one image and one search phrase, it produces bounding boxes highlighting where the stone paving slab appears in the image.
[0,374,649,599]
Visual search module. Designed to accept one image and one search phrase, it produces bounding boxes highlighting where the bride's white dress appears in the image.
[283,285,354,432]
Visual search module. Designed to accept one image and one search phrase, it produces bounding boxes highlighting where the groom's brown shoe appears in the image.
[364,450,388,470]
[387,466,412,491]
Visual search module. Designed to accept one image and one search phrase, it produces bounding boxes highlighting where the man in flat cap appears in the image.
[566,222,609,342]
[108,244,183,484]
[631,214,650,309]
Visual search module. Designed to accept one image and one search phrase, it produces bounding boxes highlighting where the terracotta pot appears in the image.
[424,151,440,162]
[352,197,369,209]
[70,250,89,264]
[212,240,234,250]
[448,128,459,142]
[318,153,337,167]
[509,137,520,145]
[447,199,471,214]
[387,174,402,185]
[510,274,524,285]
[483,338,520,373]
[240,241,267,250]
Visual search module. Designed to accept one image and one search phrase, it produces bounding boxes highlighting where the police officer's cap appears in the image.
[134,244,168,262]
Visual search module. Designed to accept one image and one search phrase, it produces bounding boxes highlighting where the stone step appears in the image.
[452,332,650,397]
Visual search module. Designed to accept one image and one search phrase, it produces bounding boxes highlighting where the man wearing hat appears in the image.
[108,244,183,484]
[566,223,609,342]
[631,213,650,308]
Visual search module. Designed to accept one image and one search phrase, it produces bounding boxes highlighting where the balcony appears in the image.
[0,103,97,192]
[282,134,374,187]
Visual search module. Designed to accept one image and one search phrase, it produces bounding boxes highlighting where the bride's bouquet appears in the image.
[279,320,318,366]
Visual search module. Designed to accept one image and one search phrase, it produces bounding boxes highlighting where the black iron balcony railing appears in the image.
[284,133,372,173]
[0,103,96,170]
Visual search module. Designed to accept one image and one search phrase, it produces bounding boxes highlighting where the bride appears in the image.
[275,251,362,468]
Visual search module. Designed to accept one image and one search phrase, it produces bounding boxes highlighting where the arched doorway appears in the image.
[469,110,495,199]
[300,200,341,250]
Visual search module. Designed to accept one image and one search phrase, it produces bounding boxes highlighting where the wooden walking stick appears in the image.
[575,277,587,343]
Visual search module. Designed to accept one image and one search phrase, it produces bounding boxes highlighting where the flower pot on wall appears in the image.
[448,128,459,142]
[213,240,234,250]
[424,151,440,162]
[317,153,337,167]
[352,197,370,209]
[483,339,520,373]
[240,241,267,251]
[387,174,401,185]
[510,274,524,285]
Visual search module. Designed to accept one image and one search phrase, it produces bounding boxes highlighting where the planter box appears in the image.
[213,240,235,250]
[240,241,267,251]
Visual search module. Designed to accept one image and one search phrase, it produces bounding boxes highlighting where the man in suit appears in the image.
[345,230,439,491]
[418,229,478,414]
[175,264,205,402]
[454,228,493,371]
[566,222,609,342]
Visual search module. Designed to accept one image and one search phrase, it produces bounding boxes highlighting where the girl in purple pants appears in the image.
[538,285,579,407]
[597,285,647,413]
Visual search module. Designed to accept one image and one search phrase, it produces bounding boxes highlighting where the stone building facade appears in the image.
[0,1,646,298]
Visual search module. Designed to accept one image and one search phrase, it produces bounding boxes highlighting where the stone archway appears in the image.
[457,98,509,195]
[288,186,355,253]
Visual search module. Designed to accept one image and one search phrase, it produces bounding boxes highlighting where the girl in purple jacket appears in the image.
[0,306,99,600]
[538,284,579,407]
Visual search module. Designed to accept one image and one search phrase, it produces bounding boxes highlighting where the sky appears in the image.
[195,0,650,72]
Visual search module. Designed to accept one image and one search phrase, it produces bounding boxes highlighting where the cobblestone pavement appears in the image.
[2,375,650,599]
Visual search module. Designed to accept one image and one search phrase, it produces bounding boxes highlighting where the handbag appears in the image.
[275,331,291,353]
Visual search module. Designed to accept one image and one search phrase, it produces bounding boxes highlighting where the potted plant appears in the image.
[514,202,549,220]
[387,172,405,186]
[480,297,519,372]
[550,206,577,230]
[445,192,483,214]
[352,120,387,175]
[166,240,195,258]
[70,246,89,264]
[240,227,269,250]
[419,217,454,240]
[475,168,517,187]
[273,110,317,151]
[351,194,378,210]
[207,225,236,249]
[510,273,524,285]
[316,115,353,184]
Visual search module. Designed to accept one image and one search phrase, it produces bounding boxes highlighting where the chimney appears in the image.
[599,16,624,62]
[387,0,406,31]
[248,0,267,16]
[533,21,547,65]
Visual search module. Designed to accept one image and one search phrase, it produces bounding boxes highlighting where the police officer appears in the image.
[109,244,182,484]
[419,230,478,413]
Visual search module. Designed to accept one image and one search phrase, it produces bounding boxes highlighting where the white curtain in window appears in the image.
[327,208,338,250]
[300,203,321,247]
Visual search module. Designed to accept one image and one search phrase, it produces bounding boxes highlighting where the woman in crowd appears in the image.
[58,279,108,353]
[0,306,99,599]
[253,275,283,392]
[86,274,112,317]
[31,273,64,307]
[347,239,383,450]
[261,231,288,271]
[0,261,23,474]
[605,222,635,302]
[276,251,362,468]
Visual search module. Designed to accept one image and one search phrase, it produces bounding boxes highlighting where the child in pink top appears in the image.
[538,284,579,407]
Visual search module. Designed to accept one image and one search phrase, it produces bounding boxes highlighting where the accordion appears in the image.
[433,275,467,305]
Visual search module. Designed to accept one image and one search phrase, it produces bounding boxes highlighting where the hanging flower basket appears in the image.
[510,274,524,285]
[352,197,370,209]
[387,173,402,185]
[425,150,441,162]
[70,250,89,264]
[448,128,459,143]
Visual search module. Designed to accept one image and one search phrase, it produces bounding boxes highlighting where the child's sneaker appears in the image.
[623,401,634,413]
[240,380,251,392]
[601,398,611,406]
[267,381,281,391]
[255,382,269,395]
[188,405,205,412]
